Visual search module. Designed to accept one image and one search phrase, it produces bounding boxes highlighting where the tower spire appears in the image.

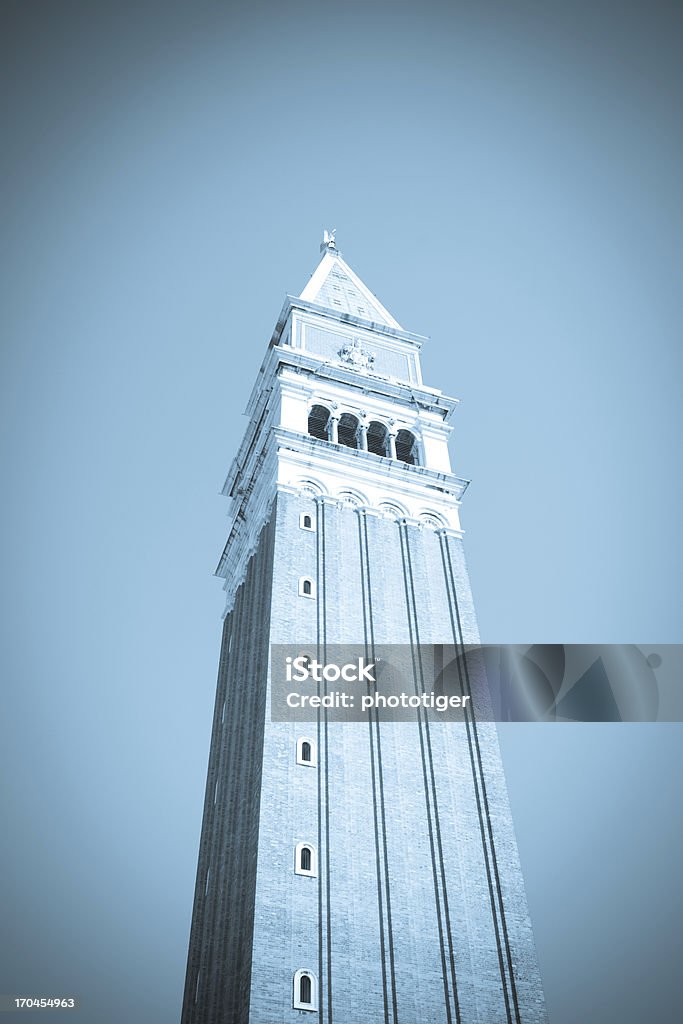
[302,232,401,328]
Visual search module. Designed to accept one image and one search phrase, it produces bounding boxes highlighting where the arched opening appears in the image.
[302,514,312,529]
[395,429,418,465]
[302,579,312,596]
[337,413,359,449]
[308,405,330,440]
[293,969,318,1010]
[299,975,312,1004]
[367,420,388,456]
[295,841,317,876]
[297,736,317,766]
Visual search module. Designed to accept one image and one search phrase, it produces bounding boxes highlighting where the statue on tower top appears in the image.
[321,228,338,253]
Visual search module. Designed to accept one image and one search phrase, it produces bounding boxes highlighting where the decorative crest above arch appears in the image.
[377,500,409,519]
[418,510,448,528]
[292,478,327,497]
[336,488,369,507]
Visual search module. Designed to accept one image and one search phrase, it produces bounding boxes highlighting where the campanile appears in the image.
[181,233,547,1024]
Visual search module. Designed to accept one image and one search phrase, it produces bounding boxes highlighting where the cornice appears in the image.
[248,344,459,420]
[273,427,470,500]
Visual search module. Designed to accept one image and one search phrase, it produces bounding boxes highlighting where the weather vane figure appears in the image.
[321,228,337,251]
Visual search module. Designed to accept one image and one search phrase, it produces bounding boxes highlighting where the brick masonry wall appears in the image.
[245,490,548,1024]
[182,487,547,1024]
[181,515,276,1024]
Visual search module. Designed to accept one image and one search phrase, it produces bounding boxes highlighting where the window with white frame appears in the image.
[295,841,317,877]
[293,970,318,1011]
[299,512,315,531]
[298,577,316,598]
[297,736,317,766]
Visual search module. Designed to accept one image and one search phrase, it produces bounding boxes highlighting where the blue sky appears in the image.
[1,1,681,1021]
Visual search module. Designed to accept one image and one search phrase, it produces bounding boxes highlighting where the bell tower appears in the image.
[181,235,547,1024]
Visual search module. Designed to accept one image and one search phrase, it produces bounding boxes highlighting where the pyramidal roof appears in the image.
[299,235,402,329]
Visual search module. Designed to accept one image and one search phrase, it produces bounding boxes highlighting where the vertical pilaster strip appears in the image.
[208,580,250,1020]
[439,530,520,1024]
[315,496,333,1024]
[398,521,458,1024]
[220,519,274,1023]
[180,607,234,1023]
[182,514,275,1024]
[184,580,247,1023]
[357,509,397,1024]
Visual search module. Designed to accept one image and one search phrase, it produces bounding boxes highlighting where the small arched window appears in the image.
[308,405,330,440]
[293,969,318,1010]
[299,512,315,531]
[367,420,388,456]
[395,429,419,465]
[295,842,316,876]
[297,736,317,766]
[299,577,316,598]
[338,413,360,449]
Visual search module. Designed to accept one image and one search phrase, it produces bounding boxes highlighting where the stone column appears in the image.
[358,419,368,451]
[388,430,397,460]
[328,414,339,444]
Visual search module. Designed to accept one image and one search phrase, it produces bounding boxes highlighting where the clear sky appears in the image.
[1,1,681,1021]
